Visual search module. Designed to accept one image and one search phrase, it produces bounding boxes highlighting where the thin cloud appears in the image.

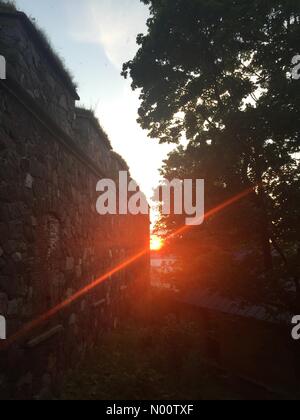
[67,0,149,69]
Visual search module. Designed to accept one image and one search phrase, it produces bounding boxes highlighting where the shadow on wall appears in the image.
[0,7,150,399]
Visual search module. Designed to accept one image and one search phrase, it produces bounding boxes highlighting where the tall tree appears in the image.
[123,0,300,306]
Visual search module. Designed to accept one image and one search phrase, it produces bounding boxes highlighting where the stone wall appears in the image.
[0,10,149,399]
[0,11,78,136]
[74,108,114,174]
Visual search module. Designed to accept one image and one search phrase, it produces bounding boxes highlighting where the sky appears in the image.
[15,0,173,224]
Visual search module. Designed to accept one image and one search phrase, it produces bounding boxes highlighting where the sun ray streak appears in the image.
[0,186,255,351]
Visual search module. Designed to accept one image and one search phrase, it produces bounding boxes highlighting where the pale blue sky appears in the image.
[15,0,173,211]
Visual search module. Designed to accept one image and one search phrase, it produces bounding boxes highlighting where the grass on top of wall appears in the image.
[0,0,16,12]
[76,106,112,147]
[0,0,78,92]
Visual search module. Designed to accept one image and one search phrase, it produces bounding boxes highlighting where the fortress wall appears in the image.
[0,10,149,399]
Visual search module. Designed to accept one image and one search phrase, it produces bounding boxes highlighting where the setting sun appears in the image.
[150,235,164,251]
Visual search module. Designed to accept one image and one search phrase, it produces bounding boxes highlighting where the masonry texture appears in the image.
[0,11,150,399]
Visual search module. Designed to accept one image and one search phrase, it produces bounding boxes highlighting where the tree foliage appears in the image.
[123,0,300,307]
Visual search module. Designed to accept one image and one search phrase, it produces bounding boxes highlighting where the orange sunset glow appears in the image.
[1,0,297,401]
[150,235,164,251]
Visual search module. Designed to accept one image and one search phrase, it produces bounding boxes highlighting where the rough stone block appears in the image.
[25,173,33,189]
[66,257,74,271]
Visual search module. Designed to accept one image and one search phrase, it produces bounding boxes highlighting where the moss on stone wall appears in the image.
[76,107,111,149]
[0,1,16,12]
[0,3,78,96]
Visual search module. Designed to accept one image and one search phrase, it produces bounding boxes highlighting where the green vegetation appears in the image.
[123,0,300,311]
[76,106,111,147]
[0,0,77,92]
[61,319,276,400]
[27,19,77,92]
[0,1,16,12]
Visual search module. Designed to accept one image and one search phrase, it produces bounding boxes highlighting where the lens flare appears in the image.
[150,235,164,251]
[0,186,255,351]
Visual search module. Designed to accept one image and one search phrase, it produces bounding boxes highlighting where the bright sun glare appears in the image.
[150,235,164,251]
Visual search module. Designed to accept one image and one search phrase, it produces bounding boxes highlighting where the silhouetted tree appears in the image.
[123,0,300,308]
